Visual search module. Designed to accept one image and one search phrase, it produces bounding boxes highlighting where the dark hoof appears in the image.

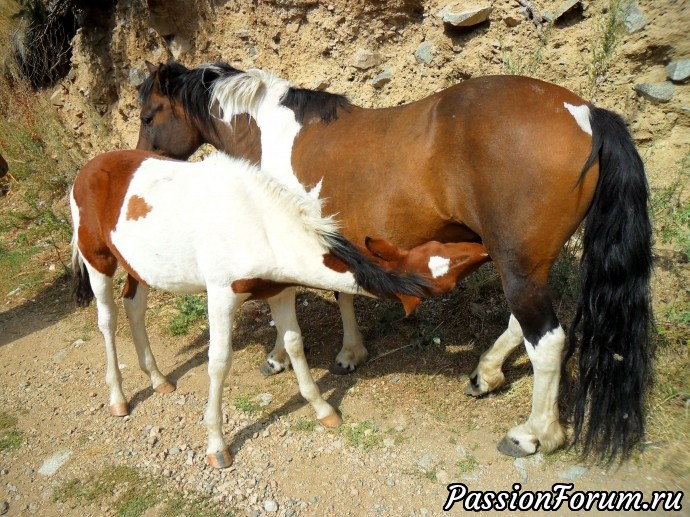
[497,436,532,458]
[329,361,356,375]
[259,361,284,377]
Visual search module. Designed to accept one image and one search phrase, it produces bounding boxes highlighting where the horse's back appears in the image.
[293,75,598,260]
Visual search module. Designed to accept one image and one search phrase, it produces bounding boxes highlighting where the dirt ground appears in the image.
[1,0,689,515]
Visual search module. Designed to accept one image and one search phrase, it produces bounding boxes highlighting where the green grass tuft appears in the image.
[338,421,382,450]
[232,393,262,415]
[0,412,22,451]
[169,294,207,336]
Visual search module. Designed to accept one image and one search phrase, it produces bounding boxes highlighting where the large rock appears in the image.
[667,59,690,82]
[371,69,393,88]
[622,0,646,33]
[351,48,383,70]
[634,82,674,103]
[436,3,492,27]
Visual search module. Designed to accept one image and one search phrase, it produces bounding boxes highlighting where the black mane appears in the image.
[281,88,351,124]
[138,61,242,134]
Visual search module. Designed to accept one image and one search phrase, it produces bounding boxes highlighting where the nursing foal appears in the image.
[70,150,428,468]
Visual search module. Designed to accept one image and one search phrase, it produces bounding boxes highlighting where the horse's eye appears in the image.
[141,114,153,125]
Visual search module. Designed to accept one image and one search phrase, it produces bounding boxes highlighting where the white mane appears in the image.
[211,69,291,123]
[202,152,338,245]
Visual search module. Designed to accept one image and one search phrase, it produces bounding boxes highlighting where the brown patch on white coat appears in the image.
[363,238,491,315]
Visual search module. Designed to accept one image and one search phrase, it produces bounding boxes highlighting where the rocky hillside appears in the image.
[47,0,688,160]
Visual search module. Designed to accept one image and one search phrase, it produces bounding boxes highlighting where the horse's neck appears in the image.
[208,115,261,165]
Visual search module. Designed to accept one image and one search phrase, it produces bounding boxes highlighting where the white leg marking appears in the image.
[122,284,169,390]
[271,290,335,420]
[428,256,451,278]
[264,290,297,373]
[86,265,126,410]
[334,293,368,372]
[564,102,592,135]
[505,326,566,454]
[466,314,523,396]
[204,287,246,456]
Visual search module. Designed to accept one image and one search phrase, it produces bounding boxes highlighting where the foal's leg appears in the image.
[495,274,566,457]
[259,289,296,376]
[330,293,368,375]
[465,314,523,396]
[122,280,175,394]
[271,289,341,426]
[85,265,127,416]
[204,287,246,469]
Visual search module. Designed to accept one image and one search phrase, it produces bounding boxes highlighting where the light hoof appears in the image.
[329,361,356,376]
[464,380,485,397]
[259,361,285,377]
[319,412,343,428]
[154,380,176,394]
[207,448,233,469]
[497,436,533,458]
[109,403,129,417]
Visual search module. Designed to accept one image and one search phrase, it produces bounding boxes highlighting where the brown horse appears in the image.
[136,61,653,463]
[0,152,8,179]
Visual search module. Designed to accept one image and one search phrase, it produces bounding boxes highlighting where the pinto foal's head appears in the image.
[363,238,491,314]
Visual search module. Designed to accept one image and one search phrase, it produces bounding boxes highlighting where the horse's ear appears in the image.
[145,61,159,75]
[364,237,404,263]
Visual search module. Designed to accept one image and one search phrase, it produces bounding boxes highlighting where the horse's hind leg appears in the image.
[465,314,523,397]
[122,277,175,394]
[271,290,340,426]
[259,289,297,376]
[495,272,566,457]
[85,264,128,416]
[330,293,368,375]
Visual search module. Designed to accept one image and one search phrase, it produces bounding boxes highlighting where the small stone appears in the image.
[414,42,435,65]
[513,458,529,483]
[371,69,392,88]
[264,499,278,512]
[385,478,395,486]
[436,4,492,27]
[558,465,589,480]
[38,450,72,476]
[667,59,690,83]
[128,67,147,87]
[50,88,65,107]
[168,36,191,59]
[383,438,395,448]
[169,447,180,456]
[72,339,85,346]
[621,0,646,33]
[351,48,383,70]
[417,454,434,469]
[256,393,273,407]
[551,0,581,21]
[634,82,674,103]
[503,15,521,27]
[436,469,450,484]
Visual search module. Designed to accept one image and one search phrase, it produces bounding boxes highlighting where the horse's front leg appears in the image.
[259,288,297,376]
[271,290,341,427]
[204,287,247,469]
[122,279,175,394]
[330,292,368,375]
[85,265,128,416]
[465,314,523,397]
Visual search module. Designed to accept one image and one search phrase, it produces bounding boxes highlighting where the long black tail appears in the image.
[71,242,94,307]
[566,106,653,462]
[324,232,430,299]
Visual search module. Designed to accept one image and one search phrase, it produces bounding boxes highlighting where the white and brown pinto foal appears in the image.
[70,149,427,468]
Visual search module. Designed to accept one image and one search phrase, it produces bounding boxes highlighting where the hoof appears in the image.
[259,361,284,377]
[154,380,176,394]
[497,436,532,458]
[329,361,356,376]
[319,412,343,428]
[207,448,233,469]
[464,381,486,398]
[109,403,129,417]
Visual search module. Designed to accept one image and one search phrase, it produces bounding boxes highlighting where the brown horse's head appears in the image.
[136,61,205,159]
[0,152,7,179]
[364,238,491,314]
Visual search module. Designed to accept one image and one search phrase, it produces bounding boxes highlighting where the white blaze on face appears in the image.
[563,102,592,135]
[428,256,450,278]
